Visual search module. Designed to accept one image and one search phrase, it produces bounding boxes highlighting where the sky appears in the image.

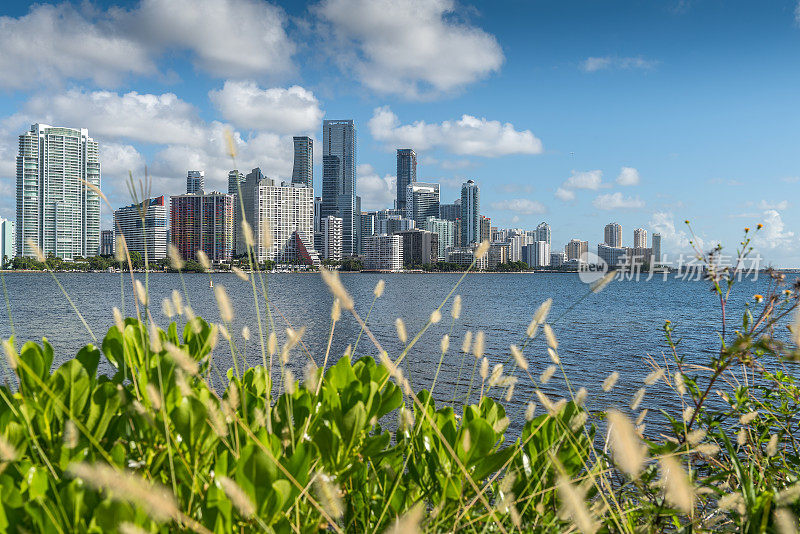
[0,0,798,265]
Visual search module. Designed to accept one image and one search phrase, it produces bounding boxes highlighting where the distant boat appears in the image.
[209,279,213,288]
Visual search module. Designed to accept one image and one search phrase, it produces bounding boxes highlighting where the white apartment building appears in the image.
[114,196,168,261]
[258,182,317,264]
[322,216,343,260]
[423,216,454,259]
[363,234,403,271]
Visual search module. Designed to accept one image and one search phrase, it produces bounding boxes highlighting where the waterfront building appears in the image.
[171,191,235,262]
[321,120,357,256]
[1,218,13,264]
[447,245,488,270]
[550,251,567,267]
[187,170,204,194]
[322,216,343,261]
[114,196,168,261]
[604,222,622,247]
[228,170,245,195]
[363,234,403,271]
[597,243,627,268]
[360,212,376,240]
[376,216,415,235]
[100,230,114,256]
[439,200,460,221]
[396,149,417,212]
[405,182,439,227]
[460,180,480,245]
[16,124,101,259]
[487,242,510,270]
[396,229,438,266]
[291,136,313,188]
[522,240,550,267]
[565,239,589,261]
[633,228,647,248]
[536,222,551,245]
[480,216,491,243]
[652,233,662,264]
[423,216,454,258]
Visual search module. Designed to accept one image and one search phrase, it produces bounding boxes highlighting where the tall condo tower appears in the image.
[321,120,357,256]
[633,228,647,248]
[292,136,313,188]
[16,123,101,259]
[460,180,480,246]
[396,148,417,212]
[604,222,622,247]
[187,170,204,194]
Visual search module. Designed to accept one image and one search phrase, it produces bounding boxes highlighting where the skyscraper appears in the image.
[187,170,204,194]
[652,233,662,264]
[536,222,551,245]
[0,218,13,264]
[100,230,114,256]
[322,216,343,260]
[604,222,622,247]
[633,228,647,248]
[228,170,245,195]
[16,124,101,259]
[396,149,417,212]
[171,191,234,262]
[114,196,168,261]
[424,216,454,259]
[565,239,588,260]
[292,136,313,188]
[480,216,491,243]
[405,182,439,227]
[460,180,480,246]
[321,120,357,256]
[439,200,460,221]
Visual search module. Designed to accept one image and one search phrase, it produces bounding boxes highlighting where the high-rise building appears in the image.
[377,216,415,235]
[292,136,313,188]
[363,234,403,271]
[439,200,460,222]
[322,216,343,261]
[652,233,662,264]
[0,218,13,264]
[171,191,234,262]
[460,180,480,246]
[360,212,376,240]
[536,222,551,245]
[396,229,438,266]
[550,251,567,267]
[114,196,168,261]
[235,168,272,256]
[321,120,357,256]
[633,228,647,248]
[487,242,510,270]
[565,239,589,261]
[480,216,491,243]
[396,149,417,211]
[604,222,622,247]
[447,246,488,270]
[424,216,454,259]
[228,170,245,195]
[187,170,204,194]
[597,243,627,268]
[100,230,114,256]
[405,182,439,227]
[523,241,550,267]
[16,124,101,259]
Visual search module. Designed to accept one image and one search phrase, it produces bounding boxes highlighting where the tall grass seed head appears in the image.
[395,317,408,344]
[161,298,174,318]
[196,250,211,271]
[430,309,442,324]
[488,363,504,386]
[331,298,342,322]
[320,268,354,310]
[167,244,184,270]
[440,334,449,354]
[113,307,125,334]
[607,409,646,478]
[602,371,619,392]
[480,357,489,380]
[241,326,250,341]
[0,434,18,462]
[374,279,385,298]
[525,402,537,421]
[134,279,148,306]
[241,220,254,247]
[461,330,473,353]
[218,476,255,518]
[475,239,490,259]
[540,365,556,384]
[268,331,278,355]
[473,330,485,358]
[114,236,126,263]
[544,324,558,349]
[548,347,560,364]
[659,456,694,514]
[630,387,645,411]
[510,344,528,370]
[644,368,665,386]
[590,270,616,293]
[557,475,597,534]
[171,289,184,316]
[231,266,248,281]
[451,294,462,319]
[213,285,234,323]
[261,219,273,250]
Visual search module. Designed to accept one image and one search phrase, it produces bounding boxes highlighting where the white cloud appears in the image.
[649,212,699,253]
[753,210,795,250]
[490,198,546,215]
[0,0,294,89]
[581,56,658,73]
[554,187,576,201]
[318,0,503,98]
[123,0,295,78]
[0,3,153,89]
[209,81,323,134]
[795,1,800,26]
[564,170,603,190]
[369,106,543,157]
[758,200,789,210]
[357,164,396,210]
[593,192,645,210]
[616,166,640,186]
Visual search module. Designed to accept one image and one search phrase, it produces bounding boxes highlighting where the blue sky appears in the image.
[0,0,798,264]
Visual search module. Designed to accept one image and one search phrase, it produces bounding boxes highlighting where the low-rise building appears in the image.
[447,246,488,270]
[363,234,403,271]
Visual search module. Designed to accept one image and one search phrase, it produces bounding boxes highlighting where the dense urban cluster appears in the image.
[3,121,663,271]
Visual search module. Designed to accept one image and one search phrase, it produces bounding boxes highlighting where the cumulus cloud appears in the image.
[554,187,576,201]
[581,56,658,72]
[0,0,294,89]
[753,210,795,250]
[490,198,546,215]
[357,164,396,210]
[616,166,640,186]
[369,106,543,157]
[554,170,603,201]
[758,199,789,210]
[318,0,503,98]
[593,192,645,210]
[209,81,323,133]
[649,212,698,253]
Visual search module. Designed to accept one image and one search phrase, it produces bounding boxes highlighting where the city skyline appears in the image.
[0,1,797,265]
